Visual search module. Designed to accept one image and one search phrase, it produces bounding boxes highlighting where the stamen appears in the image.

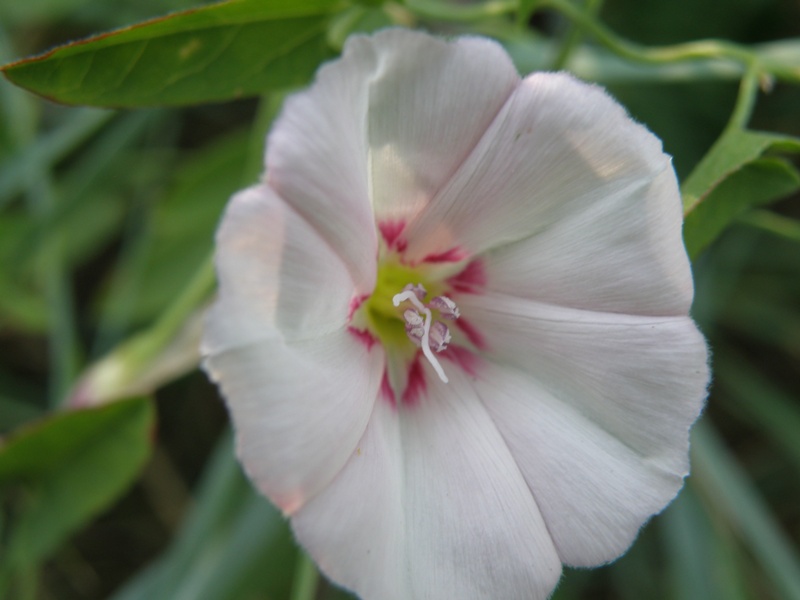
[429,321,451,352]
[429,295,460,320]
[392,290,450,383]
[403,283,427,301]
[403,309,424,346]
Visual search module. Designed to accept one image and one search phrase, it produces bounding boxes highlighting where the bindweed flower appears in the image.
[202,29,709,600]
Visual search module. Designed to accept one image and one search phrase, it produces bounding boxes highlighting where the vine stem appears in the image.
[536,0,798,82]
[290,551,320,600]
[726,60,762,132]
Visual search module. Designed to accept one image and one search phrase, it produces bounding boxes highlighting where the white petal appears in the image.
[265,36,379,292]
[266,29,519,256]
[362,30,519,224]
[292,370,562,600]
[459,292,709,482]
[203,331,384,515]
[402,72,671,262]
[203,184,360,353]
[202,185,384,514]
[474,362,694,566]
[483,166,692,316]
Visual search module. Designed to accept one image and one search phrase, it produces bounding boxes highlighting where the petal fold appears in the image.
[266,28,519,260]
[459,292,709,475]
[204,332,383,515]
[403,73,674,264]
[203,185,384,513]
[292,368,562,600]
[483,167,693,316]
[475,363,692,566]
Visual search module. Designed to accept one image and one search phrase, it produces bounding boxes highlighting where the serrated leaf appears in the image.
[683,157,800,259]
[1,0,344,107]
[0,397,155,584]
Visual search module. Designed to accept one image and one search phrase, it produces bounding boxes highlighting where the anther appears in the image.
[429,321,451,352]
[403,309,424,346]
[403,283,427,301]
[429,295,460,320]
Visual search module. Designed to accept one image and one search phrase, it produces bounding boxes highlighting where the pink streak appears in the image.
[447,259,487,293]
[442,345,480,377]
[378,220,407,250]
[422,246,468,264]
[455,318,488,351]
[380,369,396,408]
[401,354,427,407]
[348,294,369,320]
[348,327,377,351]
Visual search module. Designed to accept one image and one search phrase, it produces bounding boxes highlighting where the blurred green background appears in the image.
[1,0,799,599]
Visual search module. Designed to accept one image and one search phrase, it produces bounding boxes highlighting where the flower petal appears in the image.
[203,184,360,353]
[292,369,562,600]
[360,30,519,224]
[402,73,671,262]
[460,294,708,506]
[203,331,384,515]
[202,185,384,514]
[459,292,708,476]
[266,29,519,256]
[482,167,692,316]
[474,362,694,566]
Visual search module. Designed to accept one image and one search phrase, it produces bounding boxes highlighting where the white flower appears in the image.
[202,29,709,600]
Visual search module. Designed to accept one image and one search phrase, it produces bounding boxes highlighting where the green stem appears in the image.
[725,61,761,133]
[404,0,518,22]
[537,0,799,81]
[740,210,800,243]
[136,252,215,358]
[551,0,604,70]
[290,551,320,600]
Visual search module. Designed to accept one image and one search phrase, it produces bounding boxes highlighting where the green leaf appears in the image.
[1,0,344,107]
[0,397,155,587]
[681,128,800,215]
[683,157,800,259]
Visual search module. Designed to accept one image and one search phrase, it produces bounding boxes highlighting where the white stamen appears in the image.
[393,290,449,383]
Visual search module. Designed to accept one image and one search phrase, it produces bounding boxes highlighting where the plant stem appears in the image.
[551,0,604,70]
[538,0,800,81]
[404,0,518,22]
[290,551,320,600]
[726,61,761,132]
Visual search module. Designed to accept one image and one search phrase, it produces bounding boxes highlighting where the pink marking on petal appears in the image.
[275,490,305,516]
[380,370,396,408]
[442,344,481,377]
[455,318,488,350]
[422,246,468,264]
[378,220,406,249]
[401,354,427,407]
[348,294,369,320]
[348,327,377,351]
[447,259,487,293]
